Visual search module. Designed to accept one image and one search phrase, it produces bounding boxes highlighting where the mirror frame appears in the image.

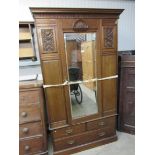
[58,19,103,124]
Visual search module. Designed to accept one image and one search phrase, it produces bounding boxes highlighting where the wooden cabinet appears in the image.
[31,8,123,155]
[19,22,36,60]
[117,54,135,134]
[19,81,48,155]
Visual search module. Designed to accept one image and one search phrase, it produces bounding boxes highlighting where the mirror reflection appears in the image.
[64,33,98,119]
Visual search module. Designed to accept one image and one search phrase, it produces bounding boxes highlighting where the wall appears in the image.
[19,0,135,51]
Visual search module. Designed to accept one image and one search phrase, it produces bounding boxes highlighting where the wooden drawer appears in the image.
[19,136,44,155]
[20,122,42,138]
[19,104,41,124]
[53,126,115,151]
[86,116,115,131]
[19,90,40,105]
[53,123,85,139]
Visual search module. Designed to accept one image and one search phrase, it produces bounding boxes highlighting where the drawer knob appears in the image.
[66,129,73,134]
[98,132,105,137]
[21,112,27,117]
[23,128,29,133]
[67,140,75,145]
[98,121,105,126]
[24,145,30,151]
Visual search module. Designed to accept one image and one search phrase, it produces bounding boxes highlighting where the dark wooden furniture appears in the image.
[19,80,48,155]
[118,53,135,134]
[31,8,124,155]
[19,22,37,60]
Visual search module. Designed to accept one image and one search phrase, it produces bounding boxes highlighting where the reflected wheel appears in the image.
[74,85,83,104]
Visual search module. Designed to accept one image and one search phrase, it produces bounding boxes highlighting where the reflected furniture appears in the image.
[31,8,123,155]
[117,53,135,134]
[81,40,96,89]
[19,80,48,155]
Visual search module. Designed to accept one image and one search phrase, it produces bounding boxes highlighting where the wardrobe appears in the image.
[31,8,123,155]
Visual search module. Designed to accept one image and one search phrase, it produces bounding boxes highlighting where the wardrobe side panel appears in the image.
[101,19,117,116]
[35,19,68,127]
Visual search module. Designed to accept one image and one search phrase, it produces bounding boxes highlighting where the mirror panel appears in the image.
[64,33,98,119]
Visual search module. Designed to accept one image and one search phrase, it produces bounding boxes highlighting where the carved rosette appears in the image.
[104,28,113,48]
[73,20,88,32]
[41,29,56,52]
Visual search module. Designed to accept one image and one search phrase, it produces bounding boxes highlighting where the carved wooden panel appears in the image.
[41,29,56,53]
[104,28,113,48]
[62,19,98,31]
[73,20,88,32]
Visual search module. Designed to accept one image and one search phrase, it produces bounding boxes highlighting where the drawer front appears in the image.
[86,116,115,131]
[19,104,41,124]
[20,90,40,105]
[53,123,85,139]
[19,122,42,138]
[19,137,44,155]
[95,127,115,140]
[53,126,115,151]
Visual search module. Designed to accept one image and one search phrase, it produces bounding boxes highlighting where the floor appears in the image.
[49,131,135,155]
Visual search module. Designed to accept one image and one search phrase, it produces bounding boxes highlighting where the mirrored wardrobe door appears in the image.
[64,33,98,119]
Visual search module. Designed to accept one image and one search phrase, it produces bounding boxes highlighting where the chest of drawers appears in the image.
[118,54,135,134]
[19,81,48,155]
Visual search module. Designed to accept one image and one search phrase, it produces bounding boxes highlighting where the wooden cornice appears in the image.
[30,7,124,19]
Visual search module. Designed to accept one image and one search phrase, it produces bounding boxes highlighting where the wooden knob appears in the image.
[21,112,27,117]
[98,132,105,137]
[98,121,105,126]
[67,140,75,145]
[66,129,73,134]
[24,145,30,151]
[23,128,29,133]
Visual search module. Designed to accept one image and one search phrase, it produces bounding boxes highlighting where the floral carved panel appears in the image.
[41,29,56,52]
[104,28,113,48]
[73,20,89,32]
